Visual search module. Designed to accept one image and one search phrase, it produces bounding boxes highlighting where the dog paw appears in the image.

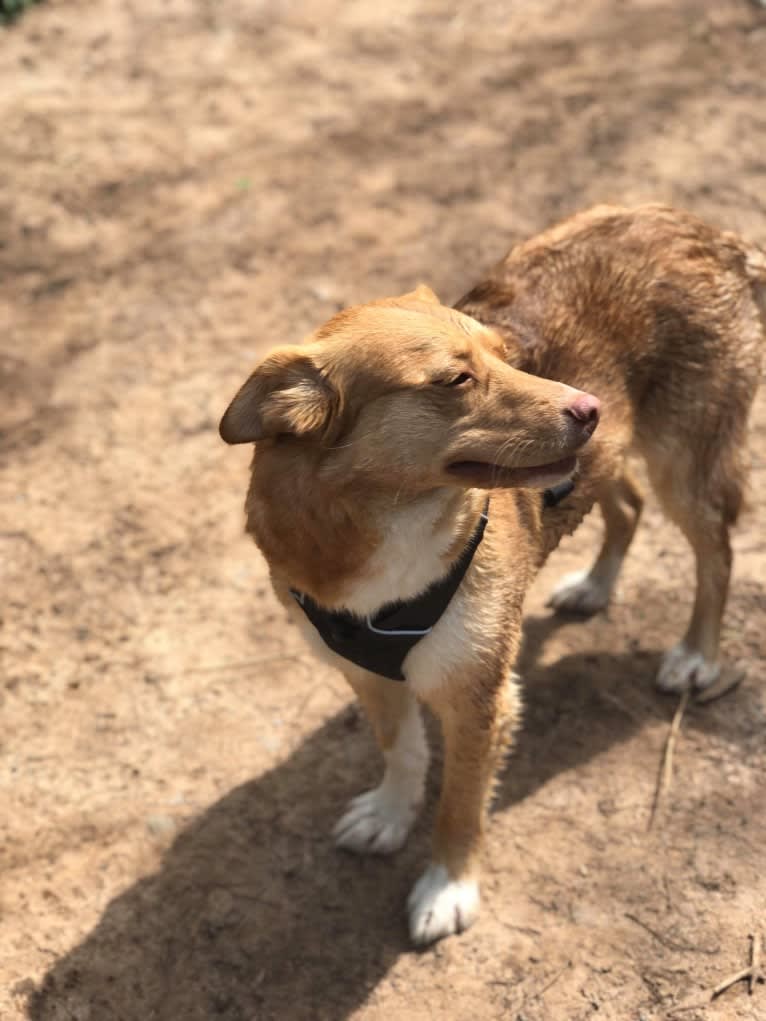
[656,644,720,693]
[333,786,419,855]
[548,568,611,615]
[407,864,480,945]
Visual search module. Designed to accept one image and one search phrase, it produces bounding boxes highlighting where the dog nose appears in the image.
[565,393,601,433]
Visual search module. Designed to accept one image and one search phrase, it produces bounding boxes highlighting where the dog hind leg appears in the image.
[549,467,643,615]
[654,507,734,693]
[649,438,746,693]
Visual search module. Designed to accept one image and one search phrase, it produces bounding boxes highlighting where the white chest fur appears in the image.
[334,490,460,617]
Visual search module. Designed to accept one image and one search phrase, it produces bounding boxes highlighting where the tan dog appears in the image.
[220,205,765,944]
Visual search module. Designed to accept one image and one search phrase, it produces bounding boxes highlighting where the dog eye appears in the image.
[435,372,474,388]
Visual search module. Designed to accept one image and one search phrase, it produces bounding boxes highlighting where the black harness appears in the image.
[291,480,574,681]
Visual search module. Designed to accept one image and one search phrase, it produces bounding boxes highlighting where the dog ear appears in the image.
[398,283,440,305]
[219,347,334,444]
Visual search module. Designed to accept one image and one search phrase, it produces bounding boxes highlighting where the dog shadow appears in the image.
[27,605,759,1021]
[496,605,760,811]
[27,703,418,1021]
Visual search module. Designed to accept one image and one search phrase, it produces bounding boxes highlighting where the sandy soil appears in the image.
[2,1,765,1019]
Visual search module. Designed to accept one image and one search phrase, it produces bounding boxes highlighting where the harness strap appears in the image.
[291,502,488,680]
[291,481,573,680]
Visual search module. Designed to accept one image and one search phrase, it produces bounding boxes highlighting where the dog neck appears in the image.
[246,460,488,615]
[329,487,488,616]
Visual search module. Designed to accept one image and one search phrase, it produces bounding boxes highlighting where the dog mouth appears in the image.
[445,455,578,489]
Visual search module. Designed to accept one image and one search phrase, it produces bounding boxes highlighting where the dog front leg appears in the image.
[333,670,429,855]
[409,667,520,945]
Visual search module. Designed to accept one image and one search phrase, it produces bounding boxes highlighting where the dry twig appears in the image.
[750,933,762,996]
[624,912,713,955]
[712,966,753,998]
[648,689,690,830]
[666,933,764,1016]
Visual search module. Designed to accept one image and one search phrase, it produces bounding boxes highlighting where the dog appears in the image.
[219,204,765,945]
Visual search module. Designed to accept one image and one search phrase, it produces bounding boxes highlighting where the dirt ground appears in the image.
[2,1,766,1019]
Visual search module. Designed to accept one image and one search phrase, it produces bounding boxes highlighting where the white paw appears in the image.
[656,643,720,693]
[333,785,419,855]
[407,864,480,945]
[548,568,611,615]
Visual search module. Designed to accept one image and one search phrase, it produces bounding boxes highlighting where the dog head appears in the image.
[220,286,599,493]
